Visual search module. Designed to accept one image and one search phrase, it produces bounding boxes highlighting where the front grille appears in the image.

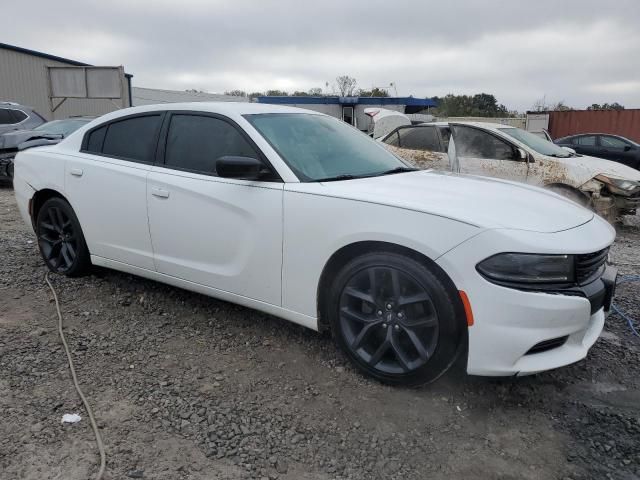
[575,248,609,285]
[525,336,569,355]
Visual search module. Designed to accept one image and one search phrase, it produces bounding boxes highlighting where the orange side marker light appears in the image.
[459,290,474,326]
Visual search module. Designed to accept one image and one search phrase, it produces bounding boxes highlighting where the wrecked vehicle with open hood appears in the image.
[380,122,640,223]
[0,117,93,183]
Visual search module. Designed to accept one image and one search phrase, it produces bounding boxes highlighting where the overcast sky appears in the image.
[4,0,640,111]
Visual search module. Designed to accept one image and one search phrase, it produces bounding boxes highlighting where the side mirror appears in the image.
[216,156,265,180]
[624,145,632,152]
[562,146,576,154]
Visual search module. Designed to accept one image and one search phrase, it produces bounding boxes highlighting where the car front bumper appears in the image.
[436,215,617,376]
[0,151,15,180]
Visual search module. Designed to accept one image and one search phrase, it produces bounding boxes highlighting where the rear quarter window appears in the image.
[9,109,28,123]
[85,126,107,153]
[83,115,163,162]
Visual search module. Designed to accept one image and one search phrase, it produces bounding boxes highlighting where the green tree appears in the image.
[587,102,624,110]
[358,87,389,97]
[335,75,358,96]
[532,97,573,112]
[224,90,247,97]
[264,89,289,97]
[433,93,513,117]
[551,100,572,111]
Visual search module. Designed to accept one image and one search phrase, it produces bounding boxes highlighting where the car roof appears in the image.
[449,121,518,130]
[54,116,96,121]
[417,121,519,130]
[562,133,627,138]
[113,102,320,116]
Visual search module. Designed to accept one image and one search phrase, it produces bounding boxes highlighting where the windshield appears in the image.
[245,113,409,181]
[498,127,572,157]
[34,119,90,136]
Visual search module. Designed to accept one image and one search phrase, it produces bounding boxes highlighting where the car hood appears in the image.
[315,170,594,233]
[0,129,41,149]
[551,154,640,181]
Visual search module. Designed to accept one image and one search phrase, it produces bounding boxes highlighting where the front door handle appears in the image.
[151,187,170,199]
[70,168,83,177]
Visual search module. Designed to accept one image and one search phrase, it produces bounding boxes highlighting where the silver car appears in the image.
[0,102,46,136]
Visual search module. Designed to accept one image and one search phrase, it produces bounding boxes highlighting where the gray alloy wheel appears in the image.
[36,197,91,277]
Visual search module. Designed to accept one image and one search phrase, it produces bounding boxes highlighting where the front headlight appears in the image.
[477,253,575,284]
[595,174,640,196]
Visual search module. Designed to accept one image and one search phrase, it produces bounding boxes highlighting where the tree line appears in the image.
[202,75,627,117]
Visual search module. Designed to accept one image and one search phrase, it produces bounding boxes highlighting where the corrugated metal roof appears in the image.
[0,42,133,78]
[132,87,249,106]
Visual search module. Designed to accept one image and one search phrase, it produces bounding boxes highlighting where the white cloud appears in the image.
[2,0,639,110]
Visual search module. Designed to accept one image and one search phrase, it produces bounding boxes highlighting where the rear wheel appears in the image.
[36,197,91,277]
[327,252,464,386]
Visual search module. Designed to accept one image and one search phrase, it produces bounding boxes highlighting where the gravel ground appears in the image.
[1,185,639,480]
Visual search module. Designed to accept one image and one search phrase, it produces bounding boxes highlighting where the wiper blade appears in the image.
[311,167,418,182]
[377,166,418,175]
[311,174,358,182]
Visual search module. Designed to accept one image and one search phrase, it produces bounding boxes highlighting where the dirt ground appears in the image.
[1,185,639,480]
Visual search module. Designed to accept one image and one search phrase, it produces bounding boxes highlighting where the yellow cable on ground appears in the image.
[45,271,106,480]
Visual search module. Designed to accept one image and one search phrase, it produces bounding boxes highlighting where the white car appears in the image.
[363,107,411,139]
[13,103,617,385]
[381,122,640,222]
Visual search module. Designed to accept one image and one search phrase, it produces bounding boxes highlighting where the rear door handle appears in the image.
[70,168,83,177]
[151,187,170,199]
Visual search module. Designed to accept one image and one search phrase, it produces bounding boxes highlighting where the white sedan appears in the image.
[13,103,617,385]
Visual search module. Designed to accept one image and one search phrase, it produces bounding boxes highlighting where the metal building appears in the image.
[0,42,133,120]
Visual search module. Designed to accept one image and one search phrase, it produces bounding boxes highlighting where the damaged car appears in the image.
[381,122,640,223]
[0,117,93,183]
[14,103,617,385]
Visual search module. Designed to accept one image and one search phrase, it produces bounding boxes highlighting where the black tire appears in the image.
[36,197,91,277]
[327,251,464,386]
[0,159,12,186]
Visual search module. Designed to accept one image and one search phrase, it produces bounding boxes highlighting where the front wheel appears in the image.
[36,197,91,277]
[327,252,465,386]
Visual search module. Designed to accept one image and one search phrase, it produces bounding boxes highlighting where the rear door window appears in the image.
[395,126,442,152]
[164,114,259,175]
[101,115,162,162]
